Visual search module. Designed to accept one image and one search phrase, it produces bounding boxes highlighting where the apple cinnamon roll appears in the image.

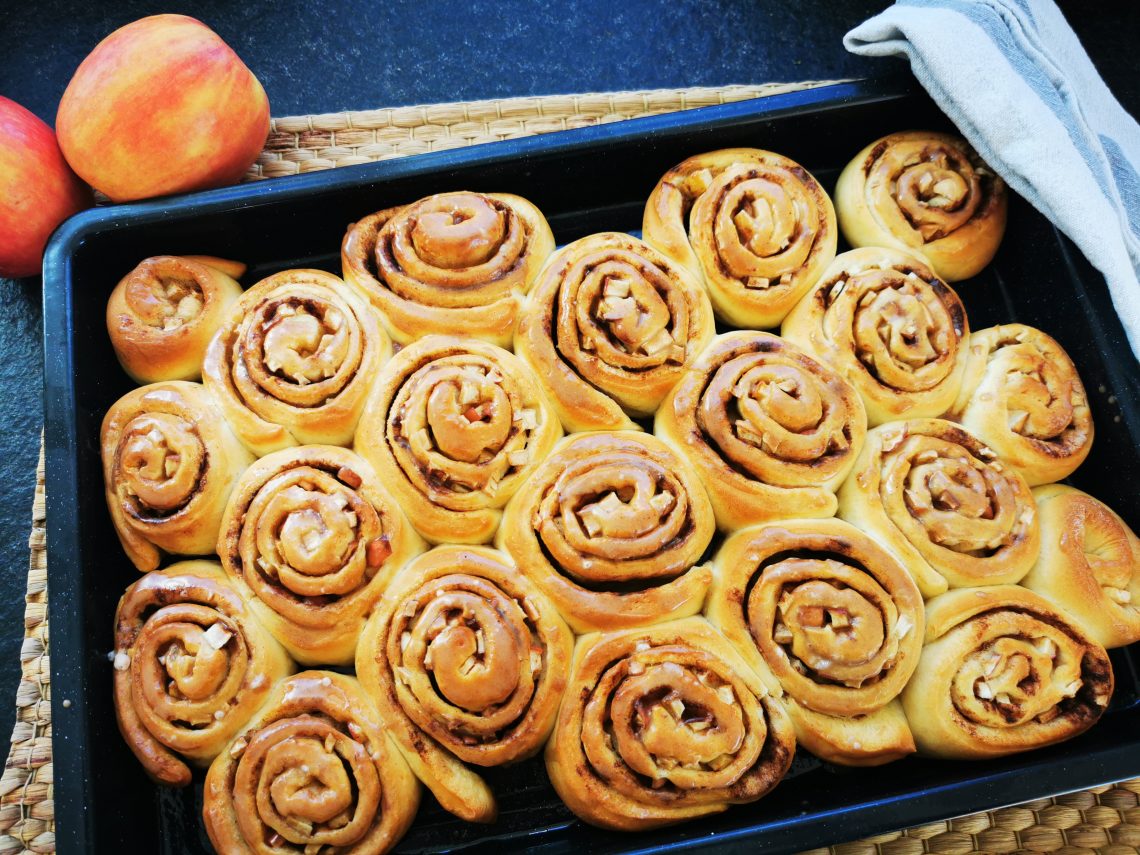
[113,560,294,787]
[836,131,1007,282]
[838,419,1040,598]
[1022,485,1140,649]
[217,445,423,666]
[203,268,391,456]
[342,191,555,347]
[706,519,924,766]
[355,546,573,823]
[901,586,1113,759]
[354,335,561,545]
[204,671,420,855]
[102,381,255,572]
[643,148,837,328]
[655,331,866,529]
[782,247,970,426]
[107,255,245,383]
[496,431,716,633]
[949,324,1093,485]
[515,232,714,432]
[545,616,795,831]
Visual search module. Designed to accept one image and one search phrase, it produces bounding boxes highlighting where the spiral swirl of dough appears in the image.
[203,268,391,456]
[497,431,715,633]
[203,672,420,855]
[106,254,245,383]
[901,586,1112,759]
[643,148,837,328]
[342,191,555,346]
[838,419,1040,598]
[707,519,923,765]
[355,335,561,545]
[782,247,969,426]
[836,131,1007,281]
[218,445,423,666]
[113,561,293,786]
[656,331,866,528]
[545,617,795,831]
[102,380,254,572]
[356,546,572,823]
[515,231,714,431]
[950,324,1093,485]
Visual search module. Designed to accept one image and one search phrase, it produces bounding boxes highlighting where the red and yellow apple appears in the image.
[0,97,92,278]
[56,14,270,202]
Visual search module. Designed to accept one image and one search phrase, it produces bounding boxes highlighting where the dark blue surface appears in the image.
[2,0,1139,829]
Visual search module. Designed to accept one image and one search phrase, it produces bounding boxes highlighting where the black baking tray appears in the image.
[42,76,1140,854]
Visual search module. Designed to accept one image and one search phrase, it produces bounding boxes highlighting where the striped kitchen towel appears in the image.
[846,0,1140,361]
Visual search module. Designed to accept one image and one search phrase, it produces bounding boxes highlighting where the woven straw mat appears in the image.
[9,83,1140,855]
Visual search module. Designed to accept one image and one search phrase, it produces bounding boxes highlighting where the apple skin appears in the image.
[56,14,270,202]
[0,97,93,278]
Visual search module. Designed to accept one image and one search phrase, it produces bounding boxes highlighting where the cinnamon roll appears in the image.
[354,335,561,545]
[102,381,254,572]
[655,331,866,529]
[107,255,245,383]
[496,431,716,633]
[837,419,1040,598]
[203,268,391,456]
[782,247,970,426]
[836,131,1007,282]
[342,191,555,347]
[515,231,714,431]
[545,616,795,831]
[1022,485,1140,649]
[355,545,573,823]
[203,671,420,855]
[113,560,294,786]
[217,445,424,666]
[643,148,837,328]
[706,519,924,766]
[949,324,1093,485]
[901,586,1113,759]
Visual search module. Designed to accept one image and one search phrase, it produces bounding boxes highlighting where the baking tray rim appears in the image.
[40,74,1140,854]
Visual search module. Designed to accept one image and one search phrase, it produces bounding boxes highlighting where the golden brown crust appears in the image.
[202,269,391,456]
[837,419,1040,597]
[107,255,245,384]
[203,671,420,855]
[514,231,714,431]
[901,586,1113,759]
[782,247,970,427]
[1022,485,1140,649]
[545,616,796,831]
[836,131,1007,282]
[342,191,555,347]
[643,148,837,328]
[496,431,716,633]
[949,324,1093,485]
[354,335,562,545]
[101,380,255,572]
[183,255,246,280]
[655,331,867,529]
[355,546,573,823]
[789,698,913,767]
[706,519,923,766]
[113,560,294,786]
[216,445,424,666]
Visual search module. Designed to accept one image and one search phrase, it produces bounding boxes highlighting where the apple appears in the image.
[0,97,92,278]
[56,14,270,202]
